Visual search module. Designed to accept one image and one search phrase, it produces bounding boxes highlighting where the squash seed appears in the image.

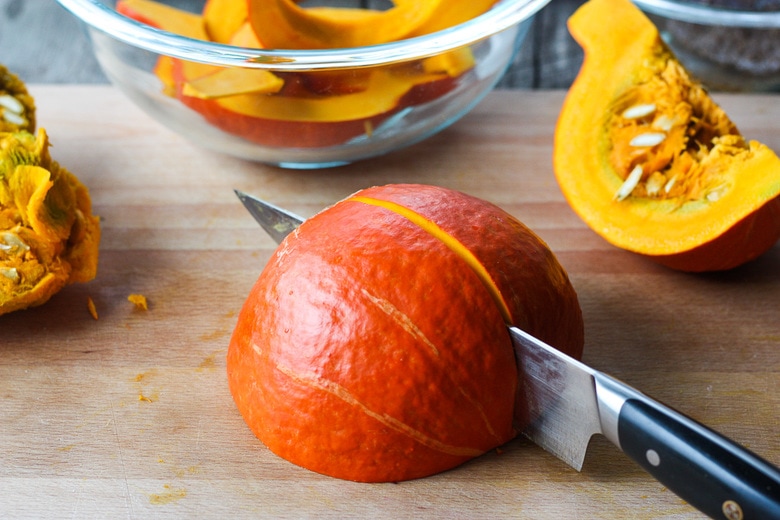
[0,94,27,126]
[645,171,666,196]
[706,186,726,202]
[630,132,666,147]
[1,110,26,126]
[0,267,19,282]
[0,94,24,114]
[0,232,29,253]
[616,165,644,201]
[664,175,677,194]
[652,114,675,132]
[622,103,656,119]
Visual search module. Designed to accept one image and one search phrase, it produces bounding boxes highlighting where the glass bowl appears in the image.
[55,0,549,168]
[634,0,780,92]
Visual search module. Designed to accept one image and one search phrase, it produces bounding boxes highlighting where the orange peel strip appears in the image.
[348,195,513,324]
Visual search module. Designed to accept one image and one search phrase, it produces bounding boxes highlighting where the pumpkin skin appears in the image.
[227,184,584,483]
[554,0,780,272]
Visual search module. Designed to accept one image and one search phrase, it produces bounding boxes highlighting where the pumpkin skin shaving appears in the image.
[554,0,780,272]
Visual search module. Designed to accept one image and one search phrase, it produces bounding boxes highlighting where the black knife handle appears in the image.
[617,397,780,519]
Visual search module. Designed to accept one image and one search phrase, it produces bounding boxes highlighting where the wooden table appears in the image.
[2,86,779,519]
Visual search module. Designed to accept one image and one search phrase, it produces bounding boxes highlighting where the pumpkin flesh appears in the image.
[247,0,444,50]
[555,0,780,271]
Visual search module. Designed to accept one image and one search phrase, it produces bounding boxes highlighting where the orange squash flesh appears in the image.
[554,0,780,272]
[117,0,208,38]
[406,0,498,37]
[227,184,583,483]
[175,63,456,147]
[203,0,248,44]
[247,0,444,50]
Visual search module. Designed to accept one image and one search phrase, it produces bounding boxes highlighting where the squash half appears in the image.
[554,0,780,272]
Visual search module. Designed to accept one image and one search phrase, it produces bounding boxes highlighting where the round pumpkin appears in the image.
[227,184,584,482]
[554,0,780,272]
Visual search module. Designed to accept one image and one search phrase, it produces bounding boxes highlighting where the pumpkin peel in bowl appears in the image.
[227,184,583,483]
[115,0,488,149]
[554,0,780,272]
[0,129,100,316]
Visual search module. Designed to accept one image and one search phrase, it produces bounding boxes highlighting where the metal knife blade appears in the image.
[235,190,306,245]
[510,326,602,470]
[235,189,780,519]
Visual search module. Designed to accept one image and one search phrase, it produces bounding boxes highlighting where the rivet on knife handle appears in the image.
[514,324,780,520]
[595,374,780,520]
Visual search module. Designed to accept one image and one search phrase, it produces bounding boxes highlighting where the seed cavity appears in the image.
[622,103,656,119]
[615,165,644,201]
[0,267,20,282]
[630,132,666,147]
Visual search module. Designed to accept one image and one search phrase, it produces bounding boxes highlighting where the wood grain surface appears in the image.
[0,0,585,88]
[1,85,779,519]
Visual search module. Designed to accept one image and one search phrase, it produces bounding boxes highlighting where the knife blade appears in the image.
[234,189,780,519]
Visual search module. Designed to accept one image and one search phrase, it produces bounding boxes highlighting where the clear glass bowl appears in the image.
[55,0,550,168]
[634,0,780,92]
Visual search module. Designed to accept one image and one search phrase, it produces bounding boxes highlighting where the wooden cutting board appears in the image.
[2,86,778,519]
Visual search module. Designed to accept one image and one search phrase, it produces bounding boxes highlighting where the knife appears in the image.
[234,189,780,519]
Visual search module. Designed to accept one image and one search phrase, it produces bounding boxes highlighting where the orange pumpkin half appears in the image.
[554,0,780,272]
[227,184,584,483]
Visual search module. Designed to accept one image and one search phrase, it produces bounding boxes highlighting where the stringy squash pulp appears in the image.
[0,129,100,315]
